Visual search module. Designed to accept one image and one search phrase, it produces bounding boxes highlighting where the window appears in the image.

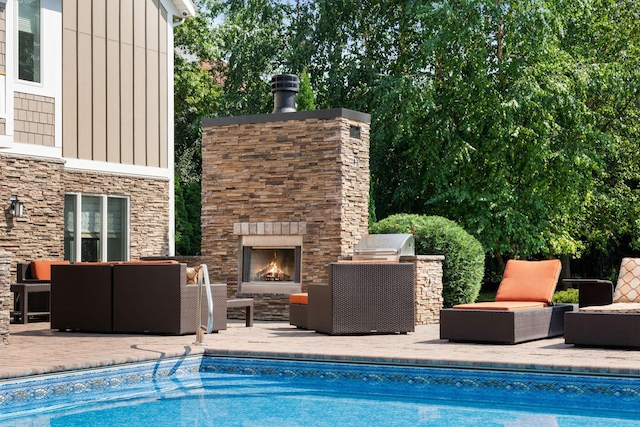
[64,194,129,262]
[17,0,41,83]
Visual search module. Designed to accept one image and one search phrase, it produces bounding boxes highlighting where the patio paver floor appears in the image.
[2,320,640,380]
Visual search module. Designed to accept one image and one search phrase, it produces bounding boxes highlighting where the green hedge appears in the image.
[370,214,485,307]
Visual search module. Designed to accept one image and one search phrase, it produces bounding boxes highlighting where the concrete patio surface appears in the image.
[2,320,640,381]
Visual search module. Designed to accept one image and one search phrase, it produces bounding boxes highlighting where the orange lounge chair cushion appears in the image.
[453,301,547,311]
[495,259,562,304]
[30,260,70,281]
[290,293,308,305]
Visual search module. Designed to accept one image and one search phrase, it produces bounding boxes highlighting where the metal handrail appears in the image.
[193,264,214,345]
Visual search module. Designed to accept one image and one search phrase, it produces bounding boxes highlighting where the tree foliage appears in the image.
[174,0,640,272]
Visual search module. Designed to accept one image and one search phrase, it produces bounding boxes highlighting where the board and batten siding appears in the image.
[62,0,169,168]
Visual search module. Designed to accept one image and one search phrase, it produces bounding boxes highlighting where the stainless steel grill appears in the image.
[352,234,415,262]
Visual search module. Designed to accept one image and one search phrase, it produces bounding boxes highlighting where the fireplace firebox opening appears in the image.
[238,234,303,294]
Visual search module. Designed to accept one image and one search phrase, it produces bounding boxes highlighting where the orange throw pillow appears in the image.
[494,259,562,304]
[30,260,71,281]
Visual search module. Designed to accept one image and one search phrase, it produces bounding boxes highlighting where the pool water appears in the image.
[1,356,640,426]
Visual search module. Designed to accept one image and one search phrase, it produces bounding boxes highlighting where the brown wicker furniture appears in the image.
[226,298,254,327]
[51,263,114,332]
[10,283,51,324]
[564,258,640,347]
[11,260,70,324]
[51,262,228,334]
[440,259,574,344]
[307,262,415,335]
[289,293,308,329]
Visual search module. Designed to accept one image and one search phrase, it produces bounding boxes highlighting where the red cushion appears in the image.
[30,260,70,281]
[495,259,562,304]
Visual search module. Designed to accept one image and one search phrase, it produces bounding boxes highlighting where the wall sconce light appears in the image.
[9,195,24,218]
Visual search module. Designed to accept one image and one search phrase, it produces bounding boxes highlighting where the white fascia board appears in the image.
[64,158,172,180]
[161,0,196,18]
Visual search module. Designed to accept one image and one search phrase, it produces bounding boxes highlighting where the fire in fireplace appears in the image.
[238,234,303,294]
[245,248,297,282]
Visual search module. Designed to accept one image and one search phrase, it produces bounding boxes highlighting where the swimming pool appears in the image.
[1,356,639,426]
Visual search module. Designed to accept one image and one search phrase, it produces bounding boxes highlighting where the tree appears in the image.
[175,0,640,275]
[173,0,224,254]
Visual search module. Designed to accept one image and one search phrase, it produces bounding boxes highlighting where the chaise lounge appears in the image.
[564,257,640,348]
[440,259,574,344]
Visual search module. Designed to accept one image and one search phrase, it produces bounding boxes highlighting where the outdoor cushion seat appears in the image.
[440,259,574,344]
[452,301,547,311]
[579,302,640,314]
[29,260,70,281]
[565,258,640,347]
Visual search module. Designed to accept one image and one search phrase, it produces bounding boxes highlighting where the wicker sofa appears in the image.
[307,262,415,335]
[51,262,227,334]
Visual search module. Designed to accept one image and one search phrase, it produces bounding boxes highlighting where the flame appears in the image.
[255,252,290,281]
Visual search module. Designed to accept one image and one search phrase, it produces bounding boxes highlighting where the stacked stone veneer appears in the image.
[0,153,170,269]
[0,252,10,345]
[409,256,445,324]
[201,109,370,320]
[14,93,55,146]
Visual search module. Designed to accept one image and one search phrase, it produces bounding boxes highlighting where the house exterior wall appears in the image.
[62,0,169,168]
[0,0,191,337]
[14,93,55,146]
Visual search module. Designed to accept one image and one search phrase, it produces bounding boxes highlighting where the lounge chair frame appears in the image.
[440,304,573,344]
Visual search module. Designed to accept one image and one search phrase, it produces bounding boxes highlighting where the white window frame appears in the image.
[65,193,131,263]
[16,0,42,85]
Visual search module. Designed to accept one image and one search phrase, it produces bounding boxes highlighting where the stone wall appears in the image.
[201,110,370,320]
[0,252,10,345]
[1,153,170,267]
[63,170,170,259]
[0,154,66,263]
[409,255,445,325]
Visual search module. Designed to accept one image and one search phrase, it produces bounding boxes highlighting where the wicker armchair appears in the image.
[307,262,415,335]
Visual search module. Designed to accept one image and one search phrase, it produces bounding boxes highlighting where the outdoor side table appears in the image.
[10,283,51,324]
[562,278,613,308]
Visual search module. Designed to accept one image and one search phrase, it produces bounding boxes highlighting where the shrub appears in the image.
[370,214,485,307]
[552,288,579,304]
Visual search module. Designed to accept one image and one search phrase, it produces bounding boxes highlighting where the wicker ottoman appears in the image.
[289,293,308,329]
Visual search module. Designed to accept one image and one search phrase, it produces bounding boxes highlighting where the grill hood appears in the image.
[352,234,415,261]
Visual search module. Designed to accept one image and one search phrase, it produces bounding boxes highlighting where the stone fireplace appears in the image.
[200,107,371,320]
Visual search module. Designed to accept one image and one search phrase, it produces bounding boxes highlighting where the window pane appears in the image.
[18,0,41,83]
[106,198,127,261]
[64,194,76,262]
[81,196,101,262]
